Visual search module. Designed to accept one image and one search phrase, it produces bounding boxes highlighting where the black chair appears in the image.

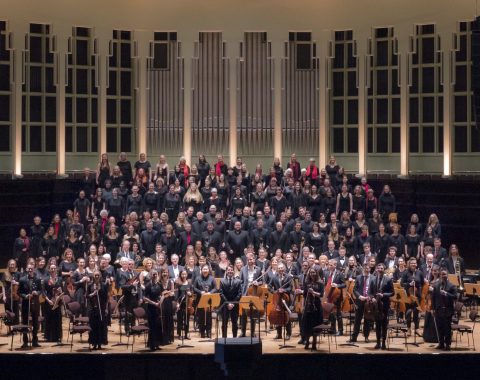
[451,310,477,351]
[65,301,91,351]
[7,311,32,351]
[312,303,337,352]
[128,307,150,352]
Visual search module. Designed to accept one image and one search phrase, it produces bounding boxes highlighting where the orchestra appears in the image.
[0,153,473,354]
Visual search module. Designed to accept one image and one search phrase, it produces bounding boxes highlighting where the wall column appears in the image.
[397,32,410,177]
[96,30,110,156]
[356,32,368,176]
[271,38,283,162]
[183,37,194,166]
[440,26,454,176]
[11,23,28,177]
[135,30,150,157]
[55,27,69,177]
[316,30,331,170]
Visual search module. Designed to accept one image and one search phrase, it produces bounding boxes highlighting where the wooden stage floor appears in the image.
[0,313,477,355]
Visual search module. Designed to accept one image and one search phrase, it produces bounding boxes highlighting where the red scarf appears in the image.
[180,164,190,186]
[306,165,318,180]
[101,218,108,235]
[54,222,60,237]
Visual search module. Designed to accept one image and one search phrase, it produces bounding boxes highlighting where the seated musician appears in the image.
[239,253,263,337]
[323,259,346,336]
[348,264,372,343]
[268,262,293,340]
[219,265,242,337]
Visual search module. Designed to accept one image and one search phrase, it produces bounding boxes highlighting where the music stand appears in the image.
[198,293,221,342]
[240,296,263,343]
[406,292,423,347]
[111,296,129,347]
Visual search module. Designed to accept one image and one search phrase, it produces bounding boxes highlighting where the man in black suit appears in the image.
[219,265,242,337]
[359,242,376,267]
[432,238,448,264]
[420,253,435,283]
[335,246,348,271]
[431,268,457,350]
[19,264,42,348]
[401,257,425,336]
[140,221,158,258]
[178,223,200,258]
[369,262,394,349]
[268,222,289,255]
[226,221,251,260]
[348,264,372,343]
[268,262,293,340]
[323,259,345,335]
[202,221,223,253]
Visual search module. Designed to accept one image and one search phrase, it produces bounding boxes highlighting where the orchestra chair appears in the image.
[8,312,32,351]
[451,310,477,351]
[311,303,337,353]
[386,321,409,352]
[128,307,150,352]
[65,301,91,351]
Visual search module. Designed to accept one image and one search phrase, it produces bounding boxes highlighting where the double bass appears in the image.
[323,272,342,307]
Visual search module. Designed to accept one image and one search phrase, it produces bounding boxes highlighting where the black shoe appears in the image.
[240,333,246,338]
[275,335,282,339]
[21,343,29,349]
[304,341,310,349]
[200,333,206,338]
[285,335,291,341]
[445,346,451,351]
[435,344,445,350]
[298,338,306,345]
[184,336,191,340]
[206,331,211,338]
[374,343,381,349]
[347,338,357,343]
[32,342,41,348]
[381,342,387,350]
[365,338,370,343]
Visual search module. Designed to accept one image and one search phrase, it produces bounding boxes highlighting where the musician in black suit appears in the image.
[335,246,348,271]
[444,244,466,275]
[192,264,217,338]
[117,258,139,334]
[219,265,242,337]
[401,257,425,336]
[348,265,372,343]
[323,259,346,335]
[19,264,43,348]
[368,262,394,349]
[239,254,263,337]
[268,262,293,340]
[432,238,448,264]
[431,268,457,350]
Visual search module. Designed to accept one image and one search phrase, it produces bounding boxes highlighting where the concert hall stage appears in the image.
[0,319,478,380]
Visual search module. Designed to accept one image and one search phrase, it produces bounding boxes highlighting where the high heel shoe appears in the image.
[304,340,310,350]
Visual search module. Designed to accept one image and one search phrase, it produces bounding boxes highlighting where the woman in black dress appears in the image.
[378,185,396,223]
[1,259,21,327]
[30,216,45,259]
[318,213,330,236]
[175,270,193,339]
[102,224,122,257]
[302,268,324,350]
[158,268,175,345]
[372,223,390,263]
[87,271,108,350]
[405,224,421,260]
[72,258,91,315]
[144,270,162,350]
[322,188,336,219]
[43,262,63,343]
[306,222,327,257]
[96,153,112,188]
[307,185,323,222]
[13,228,30,271]
[65,229,84,261]
[41,226,61,262]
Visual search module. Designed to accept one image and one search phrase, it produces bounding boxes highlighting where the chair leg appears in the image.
[70,333,74,352]
[132,335,135,352]
[10,332,14,351]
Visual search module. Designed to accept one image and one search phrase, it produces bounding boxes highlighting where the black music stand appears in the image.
[405,293,423,348]
[198,293,220,343]
[340,293,359,348]
[177,298,194,350]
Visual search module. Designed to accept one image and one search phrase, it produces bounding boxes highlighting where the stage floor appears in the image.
[0,313,477,355]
